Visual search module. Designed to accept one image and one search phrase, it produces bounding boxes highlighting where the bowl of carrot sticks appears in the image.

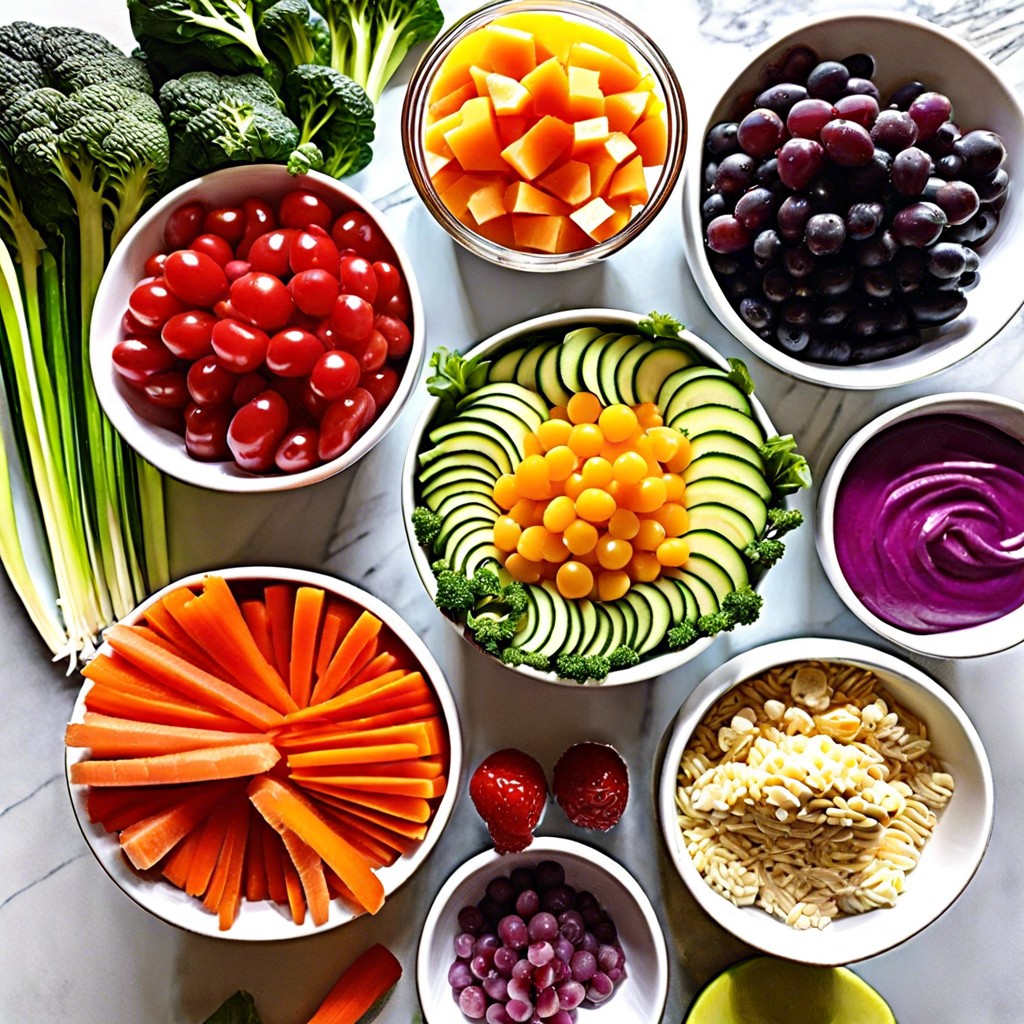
[63,565,461,940]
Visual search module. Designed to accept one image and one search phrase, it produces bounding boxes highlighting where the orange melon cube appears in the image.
[588,147,621,197]
[630,111,668,165]
[512,213,591,253]
[590,198,631,242]
[475,214,517,248]
[537,159,592,206]
[438,172,506,217]
[505,181,570,216]
[604,131,638,167]
[634,71,657,92]
[501,115,573,180]
[494,12,639,70]
[567,66,605,121]
[430,165,463,196]
[479,24,537,79]
[428,81,477,120]
[425,148,454,177]
[424,110,462,158]
[497,115,529,146]
[567,42,641,94]
[467,181,509,225]
[571,116,611,156]
[604,90,651,134]
[607,154,649,205]
[520,57,571,119]
[468,64,491,96]
[444,97,507,171]
[485,72,533,115]
[570,196,618,239]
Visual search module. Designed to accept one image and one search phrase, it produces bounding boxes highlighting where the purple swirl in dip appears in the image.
[834,413,1024,634]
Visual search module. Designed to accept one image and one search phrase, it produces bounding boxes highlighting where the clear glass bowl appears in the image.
[402,0,686,271]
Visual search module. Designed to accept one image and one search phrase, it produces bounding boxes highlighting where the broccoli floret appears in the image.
[466,610,518,655]
[745,537,786,568]
[607,645,640,670]
[282,62,374,177]
[286,139,324,174]
[667,620,698,649]
[469,567,502,599]
[697,611,734,637]
[257,0,332,73]
[721,585,763,625]
[411,505,442,547]
[433,568,474,613]
[555,652,610,683]
[766,506,805,536]
[430,558,448,576]
[501,580,528,618]
[500,647,550,671]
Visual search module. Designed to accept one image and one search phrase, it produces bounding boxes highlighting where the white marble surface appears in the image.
[1,1,1023,1021]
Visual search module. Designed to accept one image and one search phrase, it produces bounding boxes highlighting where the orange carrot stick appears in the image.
[162,823,205,889]
[314,600,357,680]
[286,671,427,724]
[281,848,307,925]
[241,599,276,667]
[201,792,250,929]
[307,791,429,841]
[290,586,326,708]
[309,612,383,706]
[286,719,445,765]
[138,602,221,676]
[66,713,265,758]
[294,784,432,824]
[272,703,441,750]
[304,943,402,1024]
[86,782,200,832]
[83,685,256,733]
[185,798,234,897]
[244,809,270,903]
[290,772,448,800]
[280,826,330,926]
[104,624,285,730]
[70,742,280,787]
[348,651,398,688]
[248,775,385,914]
[316,803,416,857]
[262,819,288,905]
[265,583,296,678]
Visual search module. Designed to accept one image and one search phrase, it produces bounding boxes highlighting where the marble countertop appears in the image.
[2,0,1023,1021]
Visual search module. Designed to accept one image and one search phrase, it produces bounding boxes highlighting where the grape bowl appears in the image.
[682,11,1024,389]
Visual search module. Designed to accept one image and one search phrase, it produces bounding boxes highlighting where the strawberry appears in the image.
[552,742,629,831]
[469,747,548,854]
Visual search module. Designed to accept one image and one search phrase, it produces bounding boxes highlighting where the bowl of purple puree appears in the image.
[815,391,1024,658]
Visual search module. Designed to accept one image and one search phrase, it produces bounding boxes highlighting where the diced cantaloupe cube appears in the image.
[589,198,631,242]
[425,148,454,178]
[475,214,517,248]
[630,111,668,165]
[467,180,509,224]
[479,24,537,79]
[567,66,605,121]
[494,12,639,70]
[567,42,641,94]
[607,154,649,205]
[469,64,491,96]
[500,115,573,180]
[604,131,638,166]
[430,165,464,197]
[511,213,573,253]
[520,57,571,119]
[604,90,651,134]
[444,97,507,171]
[505,181,570,216]
[570,196,618,239]
[497,115,529,146]
[634,71,657,93]
[587,147,620,197]
[486,72,533,116]
[428,81,478,120]
[571,116,611,156]
[438,172,506,216]
[425,110,463,158]
[537,159,592,206]
[429,27,494,100]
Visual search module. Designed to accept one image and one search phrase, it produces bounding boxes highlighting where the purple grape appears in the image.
[845,201,884,239]
[706,121,740,156]
[706,214,751,254]
[505,999,533,1023]
[494,946,519,975]
[472,952,496,979]
[455,932,477,958]
[533,962,556,990]
[547,1012,573,1024]
[954,129,1006,177]
[556,910,585,944]
[843,76,880,101]
[514,889,539,918]
[569,950,597,982]
[483,975,509,1001]
[540,885,576,915]
[909,91,953,142]
[460,985,488,1020]
[756,156,780,183]
[870,109,918,152]
[527,912,558,943]
[498,915,528,949]
[766,45,819,85]
[511,960,533,983]
[910,289,967,324]
[585,971,614,1004]
[592,918,617,944]
[782,245,815,278]
[936,153,965,180]
[805,212,846,255]
[737,108,786,157]
[534,861,565,890]
[536,986,560,1017]
[487,877,515,905]
[527,941,554,967]
[754,82,808,116]
[786,98,836,139]
[834,93,878,128]
[486,1005,514,1024]
[451,960,474,989]
[806,60,849,100]
[889,79,927,110]
[739,296,775,330]
[947,207,1000,246]
[777,137,825,189]
[814,264,856,295]
[460,906,487,935]
[856,230,898,266]
[557,980,586,1011]
[820,118,874,166]
[701,193,727,223]
[734,186,777,231]
[509,867,535,893]
[925,178,980,224]
[552,937,574,963]
[753,228,782,262]
[890,146,934,195]
[975,167,1009,203]
[597,944,623,972]
[776,323,811,352]
[841,52,875,79]
[762,268,794,302]
[927,242,977,279]
[862,268,895,298]
[777,193,813,242]
[714,152,757,193]
[846,149,891,194]
[475,934,500,956]
[891,201,947,247]
[930,121,961,156]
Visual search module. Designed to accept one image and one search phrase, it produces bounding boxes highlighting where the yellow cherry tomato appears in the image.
[657,537,690,567]
[597,569,631,601]
[515,453,552,500]
[629,550,662,582]
[611,450,647,486]
[664,434,692,473]
[633,475,668,513]
[575,487,617,524]
[517,524,549,562]
[541,530,570,563]
[598,403,638,443]
[662,472,685,504]
[523,432,544,457]
[608,507,640,540]
[544,444,577,482]
[549,405,569,421]
[652,502,689,537]
[505,552,543,583]
[556,559,594,599]
[536,417,573,451]
[563,471,585,501]
[493,515,522,552]
[492,473,519,510]
[566,391,602,424]
[647,425,681,464]
[633,518,666,550]
[564,518,598,555]
[596,536,633,570]
[568,422,605,459]
[509,497,539,526]
[543,494,577,533]
[580,456,613,490]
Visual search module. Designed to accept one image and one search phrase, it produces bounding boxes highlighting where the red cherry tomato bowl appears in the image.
[65,565,462,941]
[92,165,425,492]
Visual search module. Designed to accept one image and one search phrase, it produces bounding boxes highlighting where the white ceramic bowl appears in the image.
[658,637,993,966]
[815,392,1024,658]
[681,11,1024,390]
[416,837,669,1022]
[92,164,425,492]
[65,565,461,941]
[400,307,790,686]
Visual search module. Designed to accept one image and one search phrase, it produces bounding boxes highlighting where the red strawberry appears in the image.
[552,742,629,831]
[469,747,548,854]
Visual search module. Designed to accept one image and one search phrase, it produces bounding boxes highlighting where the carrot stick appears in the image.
[262,820,288,905]
[288,742,423,767]
[162,823,205,889]
[323,867,361,909]
[290,586,326,708]
[83,685,256,733]
[304,943,402,1024]
[348,651,398,687]
[309,612,383,706]
[272,703,442,750]
[290,772,448,799]
[313,805,403,867]
[119,781,236,870]
[280,826,330,926]
[104,624,286,731]
[185,798,234,897]
[265,583,296,678]
[143,594,214,668]
[70,742,280,787]
[337,636,379,694]
[201,792,250,929]
[86,783,200,832]
[292,755,445,780]
[316,803,416,857]
[314,600,357,680]
[66,713,266,758]
[306,791,430,841]
[286,671,427,724]
[241,599,276,667]
[244,809,269,903]
[281,850,307,925]
[294,784,432,824]
[248,775,385,914]
[286,719,445,764]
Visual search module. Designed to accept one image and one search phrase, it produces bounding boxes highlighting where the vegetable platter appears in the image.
[1,1,1023,1023]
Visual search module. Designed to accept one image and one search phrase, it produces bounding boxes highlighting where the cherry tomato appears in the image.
[224,259,251,282]
[330,293,374,342]
[233,372,269,407]
[247,229,297,277]
[360,365,399,410]
[289,268,339,317]
[229,272,295,331]
[331,210,389,262]
[309,349,360,400]
[301,378,332,420]
[372,312,412,359]
[280,189,333,230]
[236,197,277,259]
[275,425,320,473]
[315,321,336,349]
[203,206,246,246]
[339,254,377,303]
[143,370,190,409]
[318,387,375,461]
[122,308,158,337]
[112,336,176,384]
[187,355,237,406]
[161,310,217,360]
[290,226,341,277]
[371,260,402,303]
[348,328,388,371]
[144,252,168,278]
[228,390,290,472]
[164,201,206,250]
[128,278,187,329]
[184,403,232,461]
[188,233,235,267]
[163,250,229,307]
[266,327,324,377]
[379,289,410,322]
[211,317,270,374]
[268,375,307,408]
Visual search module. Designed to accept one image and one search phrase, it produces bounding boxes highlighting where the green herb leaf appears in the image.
[726,357,755,395]
[760,435,813,495]
[202,991,262,1024]
[426,346,490,414]
[637,311,684,339]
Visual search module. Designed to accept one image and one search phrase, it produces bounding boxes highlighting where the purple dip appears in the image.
[834,412,1024,634]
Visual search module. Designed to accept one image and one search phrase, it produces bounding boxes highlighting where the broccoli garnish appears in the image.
[638,310,684,340]
[500,647,550,671]
[258,0,332,72]
[697,611,735,637]
[721,585,763,625]
[411,506,442,547]
[429,558,448,577]
[469,567,502,599]
[426,346,491,417]
[555,653,611,683]
[667,621,699,650]
[466,610,518,655]
[766,506,805,536]
[500,580,528,618]
[433,568,474,613]
[607,645,640,670]
[744,537,786,568]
